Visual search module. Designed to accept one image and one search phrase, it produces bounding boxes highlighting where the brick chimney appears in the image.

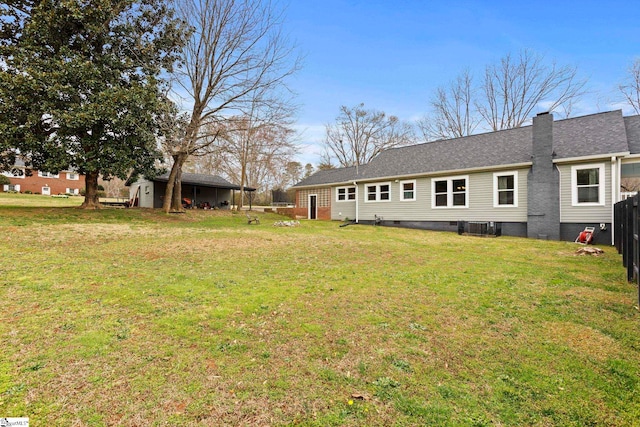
[527,112,560,240]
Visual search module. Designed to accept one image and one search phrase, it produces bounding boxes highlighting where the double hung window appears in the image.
[365,183,391,202]
[432,176,468,208]
[400,180,416,201]
[494,172,518,207]
[571,164,605,205]
[336,186,356,201]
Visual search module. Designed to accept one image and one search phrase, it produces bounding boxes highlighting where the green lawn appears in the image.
[1,193,639,426]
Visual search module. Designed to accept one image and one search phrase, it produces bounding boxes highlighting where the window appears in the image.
[365,182,391,202]
[66,172,79,180]
[494,172,518,207]
[432,176,468,208]
[400,180,416,201]
[379,184,390,200]
[38,171,59,178]
[1,168,25,179]
[571,164,605,206]
[336,186,356,201]
[66,188,79,195]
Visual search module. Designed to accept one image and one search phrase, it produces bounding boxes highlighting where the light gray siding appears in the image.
[558,162,612,223]
[355,168,529,222]
[130,180,154,208]
[331,187,356,220]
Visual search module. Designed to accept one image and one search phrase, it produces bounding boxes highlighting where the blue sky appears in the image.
[284,0,640,164]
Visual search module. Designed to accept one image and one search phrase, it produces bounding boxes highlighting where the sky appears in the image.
[283,0,640,165]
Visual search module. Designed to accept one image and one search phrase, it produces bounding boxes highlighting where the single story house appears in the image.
[1,159,85,195]
[292,110,640,245]
[130,172,255,209]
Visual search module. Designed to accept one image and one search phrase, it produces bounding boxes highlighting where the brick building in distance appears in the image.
[1,160,85,195]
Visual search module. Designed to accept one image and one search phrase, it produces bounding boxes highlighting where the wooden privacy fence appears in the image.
[614,195,640,307]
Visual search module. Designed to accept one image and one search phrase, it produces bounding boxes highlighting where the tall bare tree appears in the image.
[162,0,300,212]
[479,49,586,131]
[418,70,479,141]
[419,50,587,143]
[324,103,415,168]
[620,58,640,115]
[207,116,297,208]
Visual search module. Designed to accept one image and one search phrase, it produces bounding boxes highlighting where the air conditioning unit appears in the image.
[457,221,502,237]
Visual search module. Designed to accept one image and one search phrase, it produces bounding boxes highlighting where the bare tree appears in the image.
[620,58,640,115]
[324,103,415,168]
[418,70,480,141]
[479,49,586,130]
[162,0,300,212]
[316,149,336,171]
[199,87,298,209]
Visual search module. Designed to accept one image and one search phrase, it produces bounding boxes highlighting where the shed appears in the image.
[130,172,255,209]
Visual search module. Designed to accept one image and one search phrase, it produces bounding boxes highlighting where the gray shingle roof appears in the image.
[294,110,636,188]
[293,165,363,187]
[153,172,255,191]
[624,115,640,154]
[553,110,630,158]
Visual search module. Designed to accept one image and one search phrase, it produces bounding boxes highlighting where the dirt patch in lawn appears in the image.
[541,321,622,362]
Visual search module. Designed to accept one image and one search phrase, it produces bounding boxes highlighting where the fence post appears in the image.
[625,198,633,280]
[614,200,622,253]
[613,196,640,309]
[636,195,640,307]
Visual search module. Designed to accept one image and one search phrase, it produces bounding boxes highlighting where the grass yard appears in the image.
[1,193,639,426]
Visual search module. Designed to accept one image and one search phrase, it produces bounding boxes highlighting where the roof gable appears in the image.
[624,115,640,154]
[553,110,629,159]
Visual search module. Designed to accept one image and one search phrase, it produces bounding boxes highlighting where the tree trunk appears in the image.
[80,171,101,209]
[163,153,188,213]
[237,160,247,211]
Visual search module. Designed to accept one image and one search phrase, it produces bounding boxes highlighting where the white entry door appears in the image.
[42,186,51,195]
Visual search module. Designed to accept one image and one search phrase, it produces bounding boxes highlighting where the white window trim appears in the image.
[399,179,417,202]
[571,163,605,206]
[66,172,79,181]
[493,171,518,208]
[335,186,356,202]
[431,175,469,209]
[38,171,59,179]
[364,182,392,203]
[2,168,25,179]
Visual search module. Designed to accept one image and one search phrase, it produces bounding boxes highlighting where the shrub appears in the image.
[0,175,10,186]
[24,190,32,194]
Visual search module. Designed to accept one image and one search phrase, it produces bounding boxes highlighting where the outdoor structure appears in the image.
[130,172,255,209]
[1,159,85,195]
[293,110,640,245]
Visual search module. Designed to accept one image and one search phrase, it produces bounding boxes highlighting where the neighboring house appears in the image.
[130,172,255,209]
[1,160,85,195]
[293,110,640,245]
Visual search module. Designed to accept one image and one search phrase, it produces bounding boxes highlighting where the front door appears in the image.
[308,194,317,220]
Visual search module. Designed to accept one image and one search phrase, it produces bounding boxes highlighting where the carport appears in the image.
[130,173,255,209]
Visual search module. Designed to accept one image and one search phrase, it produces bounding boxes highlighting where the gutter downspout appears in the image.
[354,181,359,223]
[611,156,619,246]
